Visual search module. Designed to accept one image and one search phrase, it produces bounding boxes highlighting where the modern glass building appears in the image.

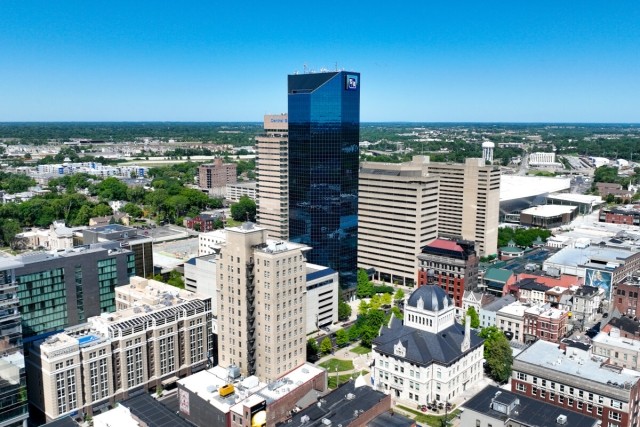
[288,71,360,288]
[15,242,135,342]
[0,259,28,427]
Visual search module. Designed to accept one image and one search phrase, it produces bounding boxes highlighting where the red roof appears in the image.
[517,273,582,289]
[426,238,463,252]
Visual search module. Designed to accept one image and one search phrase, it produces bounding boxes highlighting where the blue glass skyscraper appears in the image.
[288,71,360,287]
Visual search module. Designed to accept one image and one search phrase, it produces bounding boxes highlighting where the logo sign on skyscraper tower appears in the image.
[346,74,358,90]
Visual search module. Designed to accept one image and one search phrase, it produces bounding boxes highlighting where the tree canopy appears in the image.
[479,326,513,383]
[230,196,256,222]
[498,227,551,248]
[465,306,480,329]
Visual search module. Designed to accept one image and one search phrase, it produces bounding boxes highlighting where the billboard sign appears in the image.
[250,399,267,427]
[585,268,613,299]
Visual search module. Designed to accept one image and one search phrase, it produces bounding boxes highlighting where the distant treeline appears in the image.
[0,122,261,145]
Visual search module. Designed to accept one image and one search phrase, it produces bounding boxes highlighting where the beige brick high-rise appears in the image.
[357,156,500,287]
[256,114,289,240]
[425,157,500,257]
[217,223,307,382]
[358,157,440,286]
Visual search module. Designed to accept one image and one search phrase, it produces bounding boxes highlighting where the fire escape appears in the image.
[246,257,257,375]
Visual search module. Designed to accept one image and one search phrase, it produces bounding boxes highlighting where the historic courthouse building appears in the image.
[371,285,484,406]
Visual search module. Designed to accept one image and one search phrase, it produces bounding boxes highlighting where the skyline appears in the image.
[1,1,639,123]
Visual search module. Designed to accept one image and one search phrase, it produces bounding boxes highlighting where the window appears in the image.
[577,402,583,410]
[516,383,526,392]
[610,411,621,421]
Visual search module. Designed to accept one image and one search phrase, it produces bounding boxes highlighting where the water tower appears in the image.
[482,141,495,163]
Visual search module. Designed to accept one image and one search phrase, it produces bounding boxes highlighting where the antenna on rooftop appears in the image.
[335,62,338,71]
[303,63,308,74]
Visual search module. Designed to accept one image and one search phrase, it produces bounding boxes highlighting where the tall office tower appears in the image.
[256,114,289,240]
[288,71,360,287]
[217,223,308,382]
[358,158,440,286]
[425,157,500,257]
[15,242,135,342]
[0,259,28,427]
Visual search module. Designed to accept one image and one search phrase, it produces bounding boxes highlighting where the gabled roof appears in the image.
[372,317,483,367]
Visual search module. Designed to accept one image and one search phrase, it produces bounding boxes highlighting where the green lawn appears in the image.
[396,405,459,427]
[350,345,372,355]
[225,218,242,227]
[319,358,354,372]
[327,370,368,389]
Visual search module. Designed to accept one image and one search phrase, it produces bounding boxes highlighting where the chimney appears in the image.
[462,315,471,352]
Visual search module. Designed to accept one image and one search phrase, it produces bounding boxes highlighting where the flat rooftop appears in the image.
[282,380,388,427]
[521,204,577,218]
[500,175,571,202]
[592,331,640,353]
[16,242,130,264]
[497,302,528,318]
[515,340,640,389]
[178,366,265,413]
[544,245,638,269]
[463,385,597,427]
[547,193,603,205]
[524,304,566,320]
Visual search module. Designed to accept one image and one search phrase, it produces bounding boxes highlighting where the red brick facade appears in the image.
[510,375,638,427]
[523,309,568,343]
[614,283,640,317]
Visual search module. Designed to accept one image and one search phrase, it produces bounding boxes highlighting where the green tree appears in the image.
[72,204,93,226]
[335,329,349,347]
[230,196,257,222]
[356,269,373,298]
[320,337,333,355]
[338,299,352,321]
[391,306,402,319]
[306,338,319,361]
[91,204,113,217]
[358,300,370,315]
[393,288,405,302]
[370,294,382,310]
[167,270,185,289]
[381,293,392,307]
[122,203,143,219]
[466,306,480,328]
[96,177,128,201]
[479,326,513,383]
[0,219,21,247]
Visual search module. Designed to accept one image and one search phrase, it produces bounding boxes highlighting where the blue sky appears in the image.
[1,1,639,122]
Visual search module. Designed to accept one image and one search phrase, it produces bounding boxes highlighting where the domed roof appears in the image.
[407,285,452,312]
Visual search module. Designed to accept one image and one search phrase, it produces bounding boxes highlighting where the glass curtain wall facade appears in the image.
[288,71,360,287]
[0,260,28,427]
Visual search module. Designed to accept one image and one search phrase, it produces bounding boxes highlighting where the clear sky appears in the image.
[1,1,639,122]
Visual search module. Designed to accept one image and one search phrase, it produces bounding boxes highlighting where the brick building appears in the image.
[417,238,479,308]
[184,213,224,232]
[198,158,237,191]
[599,205,640,226]
[512,340,640,427]
[613,281,640,317]
[523,304,569,344]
